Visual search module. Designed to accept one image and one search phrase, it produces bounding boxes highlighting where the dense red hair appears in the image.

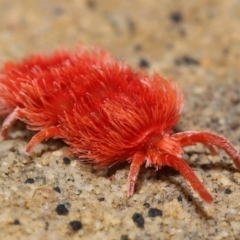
[61,63,183,167]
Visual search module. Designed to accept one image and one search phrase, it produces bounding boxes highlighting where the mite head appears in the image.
[128,75,185,169]
[144,132,183,168]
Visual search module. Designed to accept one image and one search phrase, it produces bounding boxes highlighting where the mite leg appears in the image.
[26,126,61,152]
[173,131,240,169]
[127,151,145,197]
[205,144,219,155]
[0,107,21,140]
[159,153,213,203]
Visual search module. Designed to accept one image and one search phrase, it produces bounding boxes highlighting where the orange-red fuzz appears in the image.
[0,46,239,203]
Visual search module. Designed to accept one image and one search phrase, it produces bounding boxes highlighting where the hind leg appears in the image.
[173,131,240,169]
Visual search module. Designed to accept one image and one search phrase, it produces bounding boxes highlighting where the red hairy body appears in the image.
[0,46,239,203]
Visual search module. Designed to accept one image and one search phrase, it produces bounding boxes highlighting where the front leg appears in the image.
[173,131,240,169]
[159,153,213,203]
[127,151,145,197]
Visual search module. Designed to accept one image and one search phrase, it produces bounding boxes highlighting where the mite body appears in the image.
[0,46,239,203]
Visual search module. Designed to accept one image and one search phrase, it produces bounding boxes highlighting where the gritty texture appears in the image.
[0,1,240,240]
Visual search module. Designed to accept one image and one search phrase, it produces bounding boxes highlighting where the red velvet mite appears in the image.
[0,46,239,203]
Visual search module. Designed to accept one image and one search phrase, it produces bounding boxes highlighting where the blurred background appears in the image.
[0,0,239,80]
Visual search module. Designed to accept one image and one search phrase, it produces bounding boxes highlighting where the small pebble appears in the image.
[132,213,145,228]
[170,12,183,23]
[121,235,129,240]
[55,204,69,215]
[177,196,183,202]
[175,56,200,66]
[69,220,82,231]
[24,178,35,184]
[13,219,21,225]
[143,202,150,208]
[224,188,232,194]
[63,157,71,165]
[98,197,105,202]
[138,58,150,68]
[148,208,162,218]
[53,186,61,193]
[45,222,49,231]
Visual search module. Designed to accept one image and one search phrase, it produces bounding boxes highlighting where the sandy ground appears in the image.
[0,1,240,239]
